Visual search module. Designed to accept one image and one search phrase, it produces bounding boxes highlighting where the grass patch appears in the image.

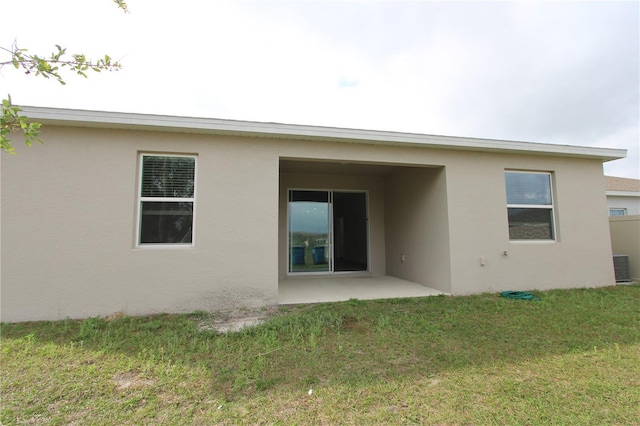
[2,285,640,424]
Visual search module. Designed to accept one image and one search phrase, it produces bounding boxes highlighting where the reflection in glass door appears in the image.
[289,190,368,274]
[289,191,330,273]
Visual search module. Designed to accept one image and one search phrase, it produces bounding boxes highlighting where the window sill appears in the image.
[135,244,195,250]
[509,240,557,244]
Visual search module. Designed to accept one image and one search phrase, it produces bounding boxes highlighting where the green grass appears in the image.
[2,285,640,425]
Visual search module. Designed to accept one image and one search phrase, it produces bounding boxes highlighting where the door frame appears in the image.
[287,188,370,276]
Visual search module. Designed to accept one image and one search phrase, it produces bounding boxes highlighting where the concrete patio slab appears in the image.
[278,275,445,304]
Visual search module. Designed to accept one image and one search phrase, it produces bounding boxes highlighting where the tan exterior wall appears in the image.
[275,140,614,294]
[1,124,617,322]
[609,216,640,281]
[384,166,451,292]
[2,126,280,322]
[443,153,615,294]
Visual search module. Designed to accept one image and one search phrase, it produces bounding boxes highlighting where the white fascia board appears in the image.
[20,106,627,162]
[607,191,640,197]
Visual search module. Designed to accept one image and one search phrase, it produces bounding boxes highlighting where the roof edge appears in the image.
[19,106,627,162]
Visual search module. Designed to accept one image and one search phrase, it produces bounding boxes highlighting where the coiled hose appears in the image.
[500,291,541,301]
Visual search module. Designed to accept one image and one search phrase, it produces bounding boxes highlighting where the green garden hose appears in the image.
[500,291,541,301]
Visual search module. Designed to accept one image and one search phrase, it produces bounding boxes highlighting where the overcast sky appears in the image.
[2,1,639,178]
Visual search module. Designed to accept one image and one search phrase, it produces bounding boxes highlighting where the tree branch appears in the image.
[113,0,129,13]
[0,43,122,85]
[1,0,129,154]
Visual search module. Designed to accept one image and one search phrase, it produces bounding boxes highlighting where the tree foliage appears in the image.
[1,0,128,154]
[1,97,42,154]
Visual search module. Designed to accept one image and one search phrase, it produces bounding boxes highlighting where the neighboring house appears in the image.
[605,175,640,216]
[0,107,627,322]
[606,176,640,283]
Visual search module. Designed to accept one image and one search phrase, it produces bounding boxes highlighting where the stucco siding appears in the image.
[2,127,279,322]
[383,166,451,292]
[445,153,614,294]
[1,121,618,322]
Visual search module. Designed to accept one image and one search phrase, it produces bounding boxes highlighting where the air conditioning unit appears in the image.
[613,255,631,283]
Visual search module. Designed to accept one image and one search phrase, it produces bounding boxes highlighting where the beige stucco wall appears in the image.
[276,140,615,295]
[443,152,615,294]
[383,166,451,293]
[1,124,617,322]
[2,126,280,322]
[609,216,640,281]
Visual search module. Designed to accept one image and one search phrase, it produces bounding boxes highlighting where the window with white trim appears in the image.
[505,171,555,241]
[138,154,196,245]
[609,208,627,216]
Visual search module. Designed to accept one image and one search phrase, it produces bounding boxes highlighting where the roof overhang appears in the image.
[19,106,627,162]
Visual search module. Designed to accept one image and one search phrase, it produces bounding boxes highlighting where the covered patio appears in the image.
[279,159,453,303]
[278,275,446,304]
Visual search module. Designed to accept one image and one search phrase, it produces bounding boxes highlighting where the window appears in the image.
[138,154,196,245]
[609,208,627,216]
[505,171,555,241]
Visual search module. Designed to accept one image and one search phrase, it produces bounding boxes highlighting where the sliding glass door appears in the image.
[289,191,331,273]
[288,190,368,274]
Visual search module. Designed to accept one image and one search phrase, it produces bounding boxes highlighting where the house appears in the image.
[605,175,640,216]
[605,176,640,283]
[0,107,626,322]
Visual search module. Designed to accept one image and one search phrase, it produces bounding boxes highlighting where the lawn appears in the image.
[2,285,640,425]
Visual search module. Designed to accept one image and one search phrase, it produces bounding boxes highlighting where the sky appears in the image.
[2,0,639,178]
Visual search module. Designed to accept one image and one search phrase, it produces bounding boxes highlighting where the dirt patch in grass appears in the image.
[196,306,281,333]
[112,371,155,391]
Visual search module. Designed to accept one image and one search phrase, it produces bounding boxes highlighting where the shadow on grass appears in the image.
[3,285,640,401]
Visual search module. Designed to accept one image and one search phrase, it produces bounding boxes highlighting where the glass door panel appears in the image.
[289,191,330,273]
[333,192,368,272]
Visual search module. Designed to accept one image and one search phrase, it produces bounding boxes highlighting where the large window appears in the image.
[505,171,555,241]
[138,154,196,245]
